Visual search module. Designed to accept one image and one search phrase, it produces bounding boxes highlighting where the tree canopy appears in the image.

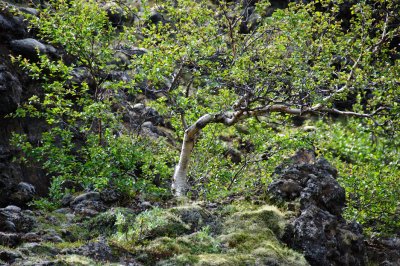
[11,0,400,234]
[129,0,400,195]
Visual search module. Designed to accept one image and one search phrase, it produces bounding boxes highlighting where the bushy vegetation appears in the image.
[315,118,400,234]
[11,0,175,200]
[9,0,400,236]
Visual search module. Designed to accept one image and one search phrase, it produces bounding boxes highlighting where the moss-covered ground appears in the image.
[3,201,309,265]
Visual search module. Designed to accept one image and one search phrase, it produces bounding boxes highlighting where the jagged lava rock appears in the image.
[0,205,36,233]
[268,150,367,266]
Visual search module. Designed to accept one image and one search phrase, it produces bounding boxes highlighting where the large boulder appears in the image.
[0,146,22,207]
[269,153,345,216]
[367,237,400,266]
[9,182,36,207]
[0,11,27,41]
[64,237,116,262]
[0,65,22,115]
[10,38,57,61]
[268,150,367,266]
[0,205,36,233]
[0,249,22,264]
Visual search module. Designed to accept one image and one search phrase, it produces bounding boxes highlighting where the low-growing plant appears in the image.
[114,207,170,245]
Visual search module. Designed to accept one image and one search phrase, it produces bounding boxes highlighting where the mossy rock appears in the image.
[112,207,191,251]
[19,242,59,256]
[142,230,221,262]
[136,203,308,266]
[216,205,308,266]
[85,207,136,237]
[160,253,258,266]
[170,205,219,233]
[59,254,97,265]
[223,205,285,236]
[142,210,191,239]
[112,203,308,266]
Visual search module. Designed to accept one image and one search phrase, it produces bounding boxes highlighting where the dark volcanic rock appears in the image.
[0,146,21,207]
[59,180,84,193]
[71,192,101,206]
[283,205,365,266]
[67,237,116,261]
[0,249,22,264]
[0,65,22,115]
[0,11,27,41]
[0,6,51,206]
[268,149,367,266]
[100,188,121,203]
[104,2,125,27]
[71,192,106,217]
[0,232,21,247]
[73,200,107,217]
[367,237,400,266]
[69,67,96,89]
[10,38,57,60]
[0,205,36,233]
[9,182,36,206]
[269,155,345,216]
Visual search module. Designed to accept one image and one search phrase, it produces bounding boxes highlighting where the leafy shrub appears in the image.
[10,0,176,200]
[113,207,189,247]
[315,118,400,235]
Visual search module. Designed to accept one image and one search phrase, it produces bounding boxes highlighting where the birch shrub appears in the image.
[11,0,175,201]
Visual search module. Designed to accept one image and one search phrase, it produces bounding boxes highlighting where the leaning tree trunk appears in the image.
[172,131,196,196]
[172,112,241,196]
[171,104,371,196]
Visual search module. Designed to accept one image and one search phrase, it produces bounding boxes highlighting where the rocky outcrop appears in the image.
[0,4,51,207]
[0,205,36,234]
[268,149,367,266]
[367,237,400,266]
[0,64,22,115]
[9,38,57,61]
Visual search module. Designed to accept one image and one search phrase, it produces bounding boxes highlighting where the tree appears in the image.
[130,0,400,196]
[10,0,399,233]
[11,0,175,201]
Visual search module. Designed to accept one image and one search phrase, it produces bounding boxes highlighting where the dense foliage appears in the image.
[10,0,400,235]
[11,0,175,202]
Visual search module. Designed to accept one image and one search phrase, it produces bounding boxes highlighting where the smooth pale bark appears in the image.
[171,104,371,196]
[172,132,195,196]
[172,112,234,196]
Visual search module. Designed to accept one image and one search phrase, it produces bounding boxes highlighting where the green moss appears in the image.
[0,245,15,251]
[157,254,199,266]
[170,205,216,232]
[64,223,91,241]
[42,240,86,249]
[85,207,136,237]
[58,254,99,265]
[145,211,191,239]
[33,211,91,242]
[215,204,308,266]
[157,253,259,266]
[19,242,59,255]
[195,254,255,266]
[142,227,221,260]
[132,203,308,266]
[112,207,191,251]
[34,212,69,231]
[224,205,285,236]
